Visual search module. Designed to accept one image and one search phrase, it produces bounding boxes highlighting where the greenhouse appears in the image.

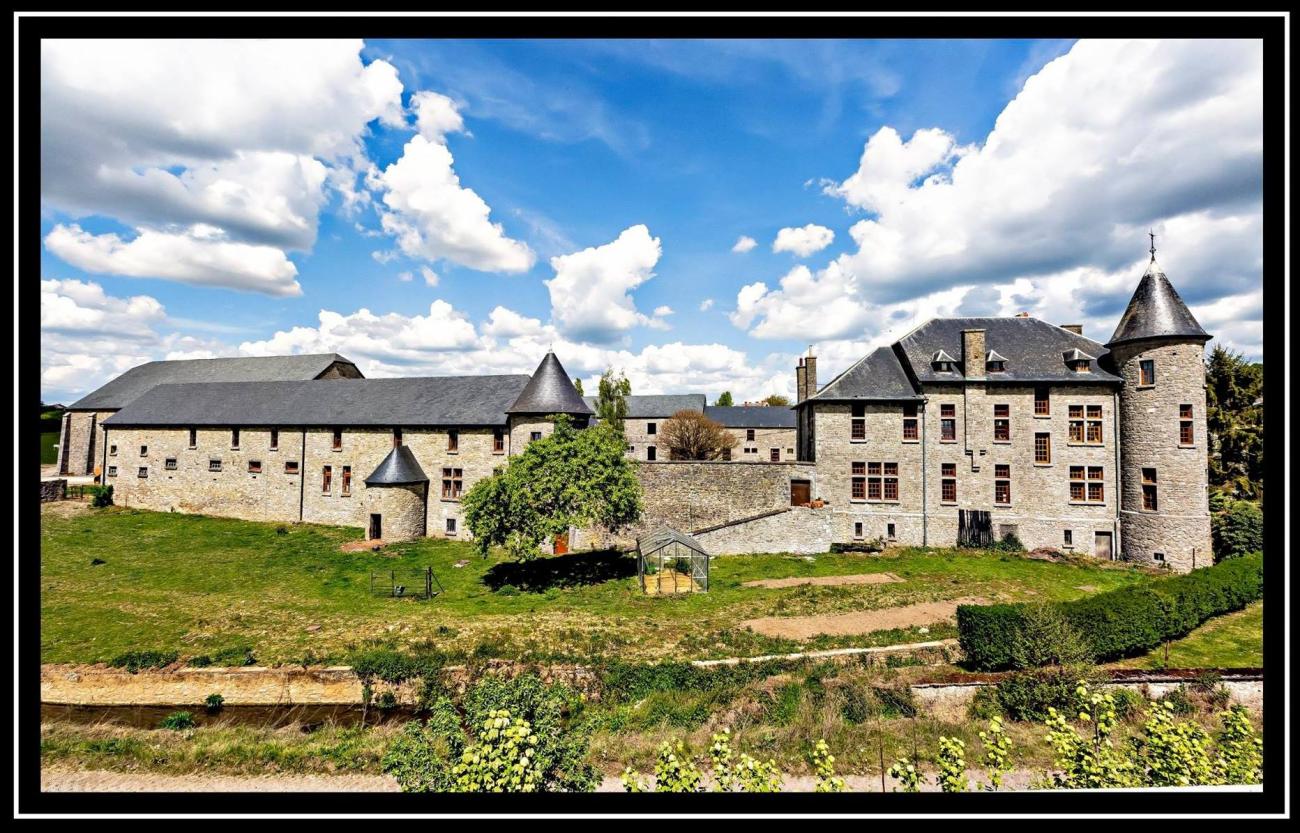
[636,526,710,595]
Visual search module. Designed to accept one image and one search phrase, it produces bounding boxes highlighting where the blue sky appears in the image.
[40,38,1262,403]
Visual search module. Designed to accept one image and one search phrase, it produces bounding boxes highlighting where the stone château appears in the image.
[59,251,1213,571]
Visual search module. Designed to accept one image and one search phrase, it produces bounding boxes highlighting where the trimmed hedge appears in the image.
[957,553,1263,670]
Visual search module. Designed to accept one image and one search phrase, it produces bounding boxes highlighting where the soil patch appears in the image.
[40,768,399,793]
[740,596,988,640]
[41,501,91,518]
[743,572,903,589]
[340,539,385,553]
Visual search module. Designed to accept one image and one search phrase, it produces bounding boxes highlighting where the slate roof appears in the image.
[895,317,1122,384]
[364,445,429,486]
[69,353,358,411]
[103,375,531,428]
[507,352,594,415]
[804,346,924,402]
[583,394,706,418]
[1107,259,1211,347]
[703,405,797,429]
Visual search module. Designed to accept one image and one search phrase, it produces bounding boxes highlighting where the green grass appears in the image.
[41,505,1161,666]
[41,431,60,466]
[1115,601,1263,670]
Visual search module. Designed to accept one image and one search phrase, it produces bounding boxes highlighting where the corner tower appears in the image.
[1107,241,1212,571]
[506,351,594,452]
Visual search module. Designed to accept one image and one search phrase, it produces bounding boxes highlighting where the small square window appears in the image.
[110,444,118,456]
[647,422,657,435]
[140,445,148,457]
[165,458,177,470]
[248,460,262,474]
[853,522,863,539]
[493,429,505,453]
[530,431,543,442]
[106,465,117,477]
[138,466,148,478]
[446,517,458,535]
[886,523,896,540]
[1063,529,1073,547]
[209,459,222,472]
[1153,551,1165,562]
[746,428,756,442]
[285,461,299,475]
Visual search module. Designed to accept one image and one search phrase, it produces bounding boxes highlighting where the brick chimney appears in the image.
[962,329,986,379]
[1059,324,1083,335]
[795,358,807,403]
[801,348,817,401]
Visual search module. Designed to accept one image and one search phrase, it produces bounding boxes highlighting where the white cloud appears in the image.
[731,235,758,253]
[371,133,535,273]
[544,224,663,342]
[420,266,440,287]
[773,224,835,257]
[653,305,674,317]
[44,224,302,296]
[41,39,404,291]
[397,271,414,282]
[411,90,467,143]
[737,39,1263,357]
[699,298,715,311]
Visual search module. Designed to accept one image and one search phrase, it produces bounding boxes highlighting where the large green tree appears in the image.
[595,368,631,432]
[762,393,791,407]
[1205,345,1264,499]
[462,415,642,561]
[714,391,733,407]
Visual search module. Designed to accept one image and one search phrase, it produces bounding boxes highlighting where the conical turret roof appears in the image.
[507,352,594,415]
[1107,258,1210,347]
[364,445,428,486]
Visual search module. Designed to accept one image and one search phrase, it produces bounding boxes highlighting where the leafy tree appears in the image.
[809,739,845,792]
[979,716,1014,791]
[714,391,734,407]
[596,368,632,433]
[1205,345,1263,499]
[462,415,642,561]
[573,377,584,396]
[936,736,969,792]
[762,393,791,407]
[1042,681,1139,788]
[1212,499,1263,562]
[659,409,738,460]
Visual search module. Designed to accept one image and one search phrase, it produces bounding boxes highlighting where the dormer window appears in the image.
[931,349,957,373]
[986,350,1008,373]
[1063,348,1095,373]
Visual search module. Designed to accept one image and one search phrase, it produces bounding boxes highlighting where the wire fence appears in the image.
[370,567,444,601]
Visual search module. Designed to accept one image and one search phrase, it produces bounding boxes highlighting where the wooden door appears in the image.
[554,531,570,555]
[790,479,811,506]
[1094,532,1113,560]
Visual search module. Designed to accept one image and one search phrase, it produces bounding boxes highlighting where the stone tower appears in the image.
[1107,243,1213,572]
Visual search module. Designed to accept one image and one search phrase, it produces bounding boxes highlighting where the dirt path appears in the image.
[41,768,1042,793]
[743,572,903,589]
[41,768,400,792]
[740,596,988,640]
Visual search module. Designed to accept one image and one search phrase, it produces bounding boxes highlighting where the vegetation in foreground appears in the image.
[1114,602,1263,670]
[41,504,1159,666]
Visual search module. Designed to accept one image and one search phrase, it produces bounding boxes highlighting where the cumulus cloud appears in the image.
[420,266,441,287]
[40,278,226,402]
[45,224,302,296]
[773,223,835,257]
[410,90,467,142]
[737,39,1263,357]
[371,133,535,273]
[544,224,663,343]
[731,235,758,253]
[699,298,715,311]
[40,39,403,291]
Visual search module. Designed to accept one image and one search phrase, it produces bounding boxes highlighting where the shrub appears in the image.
[160,711,195,731]
[1008,603,1094,669]
[451,710,545,792]
[991,531,1025,553]
[109,650,178,673]
[1213,705,1262,784]
[1213,500,1263,562]
[1109,688,1146,722]
[204,693,224,713]
[958,553,1263,670]
[623,741,704,793]
[1156,686,1197,716]
[936,736,969,792]
[709,729,781,792]
[209,645,256,667]
[89,484,114,507]
[1137,700,1214,786]
[993,667,1089,722]
[809,739,845,792]
[978,717,1013,791]
[496,584,520,597]
[888,756,925,792]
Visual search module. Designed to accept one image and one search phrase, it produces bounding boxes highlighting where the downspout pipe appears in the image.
[921,398,928,547]
[298,429,307,522]
[1113,388,1122,559]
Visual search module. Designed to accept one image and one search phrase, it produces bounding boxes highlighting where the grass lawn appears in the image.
[1113,601,1264,670]
[41,431,60,466]
[41,505,1161,667]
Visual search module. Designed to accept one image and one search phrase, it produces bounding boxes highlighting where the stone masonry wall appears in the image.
[1111,340,1213,572]
[62,410,114,476]
[40,479,67,502]
[635,460,802,534]
[726,427,797,462]
[364,483,427,541]
[695,506,835,554]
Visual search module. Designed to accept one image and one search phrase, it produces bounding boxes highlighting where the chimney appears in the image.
[795,358,807,403]
[962,329,986,379]
[1060,324,1083,335]
[804,348,817,400]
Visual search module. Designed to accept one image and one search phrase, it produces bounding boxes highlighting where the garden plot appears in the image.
[740,596,988,640]
[743,572,903,590]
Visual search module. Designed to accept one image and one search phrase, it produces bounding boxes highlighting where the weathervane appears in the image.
[1148,229,1157,261]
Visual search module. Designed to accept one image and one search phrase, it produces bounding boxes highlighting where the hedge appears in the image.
[957,553,1263,670]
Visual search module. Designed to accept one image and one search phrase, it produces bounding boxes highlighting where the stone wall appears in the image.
[726,426,797,462]
[1111,340,1213,572]
[695,506,835,554]
[61,410,114,477]
[40,479,66,502]
[635,459,804,534]
[364,483,428,541]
